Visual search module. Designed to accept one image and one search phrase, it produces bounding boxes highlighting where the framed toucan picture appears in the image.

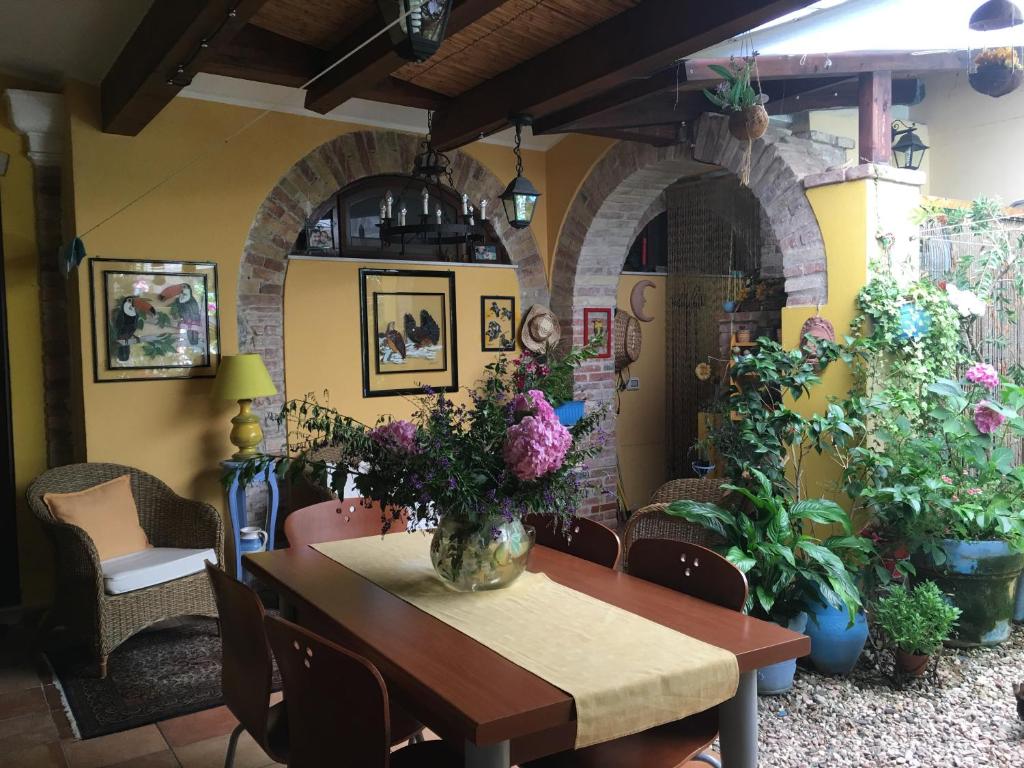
[89,258,220,382]
[359,268,458,397]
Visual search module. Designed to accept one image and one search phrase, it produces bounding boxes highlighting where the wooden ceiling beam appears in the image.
[101,0,273,135]
[682,50,965,83]
[428,0,819,151]
[549,77,924,134]
[304,0,506,115]
[360,77,451,110]
[574,125,683,147]
[202,24,322,88]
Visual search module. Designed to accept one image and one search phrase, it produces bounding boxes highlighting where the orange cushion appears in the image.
[44,475,151,561]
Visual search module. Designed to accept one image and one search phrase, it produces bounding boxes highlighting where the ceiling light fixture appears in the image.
[501,115,541,230]
[382,0,453,62]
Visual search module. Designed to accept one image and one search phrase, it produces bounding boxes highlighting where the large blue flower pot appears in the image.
[914,539,1024,647]
[553,400,585,427]
[804,598,868,676]
[1015,571,1024,624]
[757,612,807,695]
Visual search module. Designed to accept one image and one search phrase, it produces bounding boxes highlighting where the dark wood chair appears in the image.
[523,513,621,569]
[204,562,288,768]
[264,615,460,768]
[625,539,748,612]
[521,541,747,768]
[284,498,406,548]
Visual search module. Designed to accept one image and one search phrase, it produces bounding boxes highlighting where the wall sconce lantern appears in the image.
[501,115,541,230]
[382,0,452,62]
[891,120,929,171]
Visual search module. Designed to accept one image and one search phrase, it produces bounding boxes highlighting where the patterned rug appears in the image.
[49,618,279,739]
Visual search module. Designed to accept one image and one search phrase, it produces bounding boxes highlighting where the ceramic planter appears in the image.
[804,598,869,676]
[895,649,930,677]
[1014,570,1024,623]
[757,612,807,695]
[913,539,1024,647]
[553,400,585,427]
[969,64,1023,97]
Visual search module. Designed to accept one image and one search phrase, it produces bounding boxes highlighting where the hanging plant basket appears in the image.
[969,63,1023,97]
[728,105,769,141]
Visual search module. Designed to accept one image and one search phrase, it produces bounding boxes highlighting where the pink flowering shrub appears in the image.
[973,401,1007,434]
[503,390,572,481]
[965,363,1000,391]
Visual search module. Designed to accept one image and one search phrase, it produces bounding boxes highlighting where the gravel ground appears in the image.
[752,626,1024,767]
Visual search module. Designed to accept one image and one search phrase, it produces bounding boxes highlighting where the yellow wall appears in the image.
[285,261,520,422]
[61,82,551,532]
[615,274,666,509]
[1,75,54,605]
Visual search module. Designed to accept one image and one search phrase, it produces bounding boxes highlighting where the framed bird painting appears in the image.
[480,296,516,352]
[359,268,458,397]
[89,258,220,382]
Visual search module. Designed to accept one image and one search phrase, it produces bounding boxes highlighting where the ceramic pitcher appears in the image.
[238,526,269,555]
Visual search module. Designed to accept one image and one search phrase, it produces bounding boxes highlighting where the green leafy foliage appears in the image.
[702,57,764,112]
[667,468,870,624]
[872,581,961,655]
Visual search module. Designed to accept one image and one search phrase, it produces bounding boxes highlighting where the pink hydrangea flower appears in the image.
[973,401,1007,435]
[369,419,419,454]
[965,363,1000,391]
[503,390,571,481]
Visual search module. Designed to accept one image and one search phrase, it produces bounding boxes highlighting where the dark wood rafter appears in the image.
[428,0,820,150]
[304,0,506,115]
[858,70,892,164]
[202,24,323,87]
[574,125,683,146]
[101,0,274,135]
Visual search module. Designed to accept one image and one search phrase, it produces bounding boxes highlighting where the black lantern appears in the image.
[969,0,1022,30]
[891,121,929,171]
[501,116,541,230]
[381,0,452,62]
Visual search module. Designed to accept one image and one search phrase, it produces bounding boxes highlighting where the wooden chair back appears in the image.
[284,499,406,548]
[204,563,275,748]
[523,513,621,569]
[265,615,391,768]
[625,539,748,612]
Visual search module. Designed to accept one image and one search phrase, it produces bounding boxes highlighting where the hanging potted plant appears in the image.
[703,57,769,141]
[514,338,602,427]
[873,581,961,677]
[970,46,1023,98]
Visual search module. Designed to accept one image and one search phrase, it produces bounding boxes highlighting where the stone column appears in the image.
[4,89,74,467]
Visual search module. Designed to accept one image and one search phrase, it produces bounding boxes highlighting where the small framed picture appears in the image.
[583,307,612,359]
[472,244,498,263]
[88,258,220,382]
[481,296,516,352]
[359,268,459,397]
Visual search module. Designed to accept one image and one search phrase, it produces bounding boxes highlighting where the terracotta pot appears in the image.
[895,649,930,677]
[728,105,769,140]
[969,64,1023,97]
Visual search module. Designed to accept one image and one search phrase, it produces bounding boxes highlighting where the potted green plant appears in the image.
[702,57,769,140]
[873,581,962,677]
[514,336,602,427]
[668,468,870,694]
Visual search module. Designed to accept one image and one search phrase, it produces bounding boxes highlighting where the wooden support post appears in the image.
[858,71,892,164]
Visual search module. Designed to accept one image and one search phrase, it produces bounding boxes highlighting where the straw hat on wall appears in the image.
[520,305,561,353]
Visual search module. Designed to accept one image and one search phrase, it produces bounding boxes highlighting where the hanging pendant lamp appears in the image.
[969,0,1022,30]
[501,116,541,230]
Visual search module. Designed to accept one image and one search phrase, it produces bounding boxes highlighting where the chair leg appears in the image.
[224,723,244,768]
[694,752,722,767]
[98,655,109,680]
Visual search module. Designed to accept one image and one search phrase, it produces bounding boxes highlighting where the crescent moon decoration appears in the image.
[630,279,657,322]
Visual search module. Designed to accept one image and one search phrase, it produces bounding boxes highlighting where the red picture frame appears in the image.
[583,307,613,359]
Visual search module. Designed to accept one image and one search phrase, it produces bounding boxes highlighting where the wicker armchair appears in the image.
[27,463,224,677]
[622,478,725,570]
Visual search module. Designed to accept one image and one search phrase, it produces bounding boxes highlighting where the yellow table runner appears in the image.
[313,534,738,749]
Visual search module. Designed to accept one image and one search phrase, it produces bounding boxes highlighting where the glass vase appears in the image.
[429,515,534,592]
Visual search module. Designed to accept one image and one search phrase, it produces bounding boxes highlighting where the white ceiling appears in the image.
[0,0,153,85]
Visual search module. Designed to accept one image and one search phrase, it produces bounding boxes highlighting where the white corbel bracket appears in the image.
[4,89,67,168]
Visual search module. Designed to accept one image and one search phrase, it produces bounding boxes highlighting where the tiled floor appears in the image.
[0,621,716,767]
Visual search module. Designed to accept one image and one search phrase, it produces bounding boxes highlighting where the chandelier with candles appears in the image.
[377,112,487,257]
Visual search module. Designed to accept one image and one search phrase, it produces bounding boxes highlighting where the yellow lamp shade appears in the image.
[213,354,277,401]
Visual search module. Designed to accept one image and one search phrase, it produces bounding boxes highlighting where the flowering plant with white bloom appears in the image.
[944,283,987,318]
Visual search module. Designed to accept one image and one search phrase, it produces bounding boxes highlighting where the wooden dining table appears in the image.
[244,543,809,768]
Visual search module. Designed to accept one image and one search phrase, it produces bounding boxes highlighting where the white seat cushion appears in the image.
[101,547,217,595]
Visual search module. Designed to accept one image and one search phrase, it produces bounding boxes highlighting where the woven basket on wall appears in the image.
[614,309,642,372]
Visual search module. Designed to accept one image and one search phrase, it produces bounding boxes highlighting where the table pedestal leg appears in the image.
[464,739,510,768]
[719,670,758,768]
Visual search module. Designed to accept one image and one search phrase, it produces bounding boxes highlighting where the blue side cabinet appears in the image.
[221,459,279,580]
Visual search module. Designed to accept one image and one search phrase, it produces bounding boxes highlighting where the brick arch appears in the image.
[551,113,838,522]
[237,130,546,451]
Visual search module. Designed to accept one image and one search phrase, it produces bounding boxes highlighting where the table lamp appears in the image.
[213,354,277,460]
